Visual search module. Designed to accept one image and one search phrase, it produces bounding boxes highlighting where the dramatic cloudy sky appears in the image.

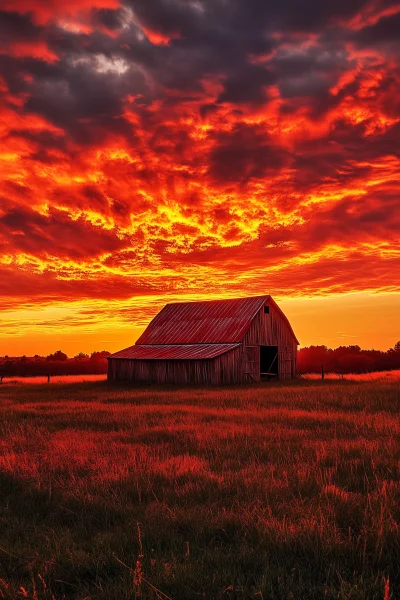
[0,0,399,355]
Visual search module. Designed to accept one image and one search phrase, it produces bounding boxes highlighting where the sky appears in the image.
[0,0,399,356]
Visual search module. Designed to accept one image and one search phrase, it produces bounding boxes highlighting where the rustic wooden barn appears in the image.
[107,295,299,385]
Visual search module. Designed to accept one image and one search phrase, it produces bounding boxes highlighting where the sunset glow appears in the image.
[0,0,399,355]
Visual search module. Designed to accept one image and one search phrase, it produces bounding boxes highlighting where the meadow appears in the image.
[0,378,399,600]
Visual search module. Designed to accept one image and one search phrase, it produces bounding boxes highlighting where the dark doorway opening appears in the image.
[260,346,279,378]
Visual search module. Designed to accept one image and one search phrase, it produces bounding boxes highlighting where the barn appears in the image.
[107,295,299,385]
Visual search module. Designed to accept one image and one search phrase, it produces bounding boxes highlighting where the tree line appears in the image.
[0,351,111,377]
[0,343,399,377]
[297,342,400,374]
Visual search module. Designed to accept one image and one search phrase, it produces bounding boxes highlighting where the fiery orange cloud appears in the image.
[0,0,399,355]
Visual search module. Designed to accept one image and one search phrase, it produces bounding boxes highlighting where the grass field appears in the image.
[0,379,399,600]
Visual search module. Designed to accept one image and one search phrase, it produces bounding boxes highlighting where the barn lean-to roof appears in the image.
[109,343,241,360]
[108,295,299,361]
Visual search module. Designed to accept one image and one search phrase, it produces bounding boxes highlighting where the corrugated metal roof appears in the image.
[136,295,269,345]
[109,343,241,360]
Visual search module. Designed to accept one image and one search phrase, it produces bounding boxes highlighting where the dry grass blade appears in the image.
[113,555,174,600]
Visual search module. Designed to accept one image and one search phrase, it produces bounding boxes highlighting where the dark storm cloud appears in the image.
[292,112,400,189]
[1,0,399,128]
[127,0,200,37]
[0,204,126,258]
[0,53,146,145]
[351,11,400,48]
[218,64,275,105]
[209,123,289,184]
[0,2,355,140]
[92,7,125,30]
[0,10,42,42]
[298,192,400,250]
[129,0,371,37]
[0,0,398,160]
[0,12,150,143]
[271,44,350,101]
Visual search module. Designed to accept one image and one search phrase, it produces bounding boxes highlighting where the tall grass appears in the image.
[0,379,399,599]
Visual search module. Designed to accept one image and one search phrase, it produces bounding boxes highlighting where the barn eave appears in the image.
[108,342,241,360]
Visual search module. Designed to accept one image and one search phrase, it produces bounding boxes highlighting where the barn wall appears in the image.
[243,302,297,379]
[108,346,244,385]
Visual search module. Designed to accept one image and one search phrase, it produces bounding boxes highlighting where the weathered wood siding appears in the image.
[243,301,297,380]
[108,346,243,385]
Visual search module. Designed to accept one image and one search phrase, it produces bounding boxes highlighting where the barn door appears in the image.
[260,346,279,379]
[279,346,292,379]
[243,345,259,382]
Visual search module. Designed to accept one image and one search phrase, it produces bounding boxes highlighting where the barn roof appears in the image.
[109,295,299,361]
[135,295,269,345]
[109,343,241,360]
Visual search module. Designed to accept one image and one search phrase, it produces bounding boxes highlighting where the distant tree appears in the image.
[394,341,400,353]
[74,352,89,360]
[46,350,68,362]
[297,345,329,372]
[90,351,111,361]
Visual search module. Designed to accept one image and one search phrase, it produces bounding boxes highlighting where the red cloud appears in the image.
[2,40,59,62]
[1,0,119,24]
[0,0,399,353]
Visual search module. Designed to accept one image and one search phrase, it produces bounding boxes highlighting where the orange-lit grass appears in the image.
[4,370,400,386]
[3,374,107,385]
[303,370,400,381]
[0,379,399,599]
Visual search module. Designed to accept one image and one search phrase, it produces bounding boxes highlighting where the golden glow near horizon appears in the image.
[1,292,400,356]
[0,1,399,355]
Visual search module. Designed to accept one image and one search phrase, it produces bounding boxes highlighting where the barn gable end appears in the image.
[108,295,298,385]
[243,299,298,379]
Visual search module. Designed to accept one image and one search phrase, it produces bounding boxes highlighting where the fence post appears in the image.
[321,365,324,380]
[0,374,3,384]
[48,373,51,383]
